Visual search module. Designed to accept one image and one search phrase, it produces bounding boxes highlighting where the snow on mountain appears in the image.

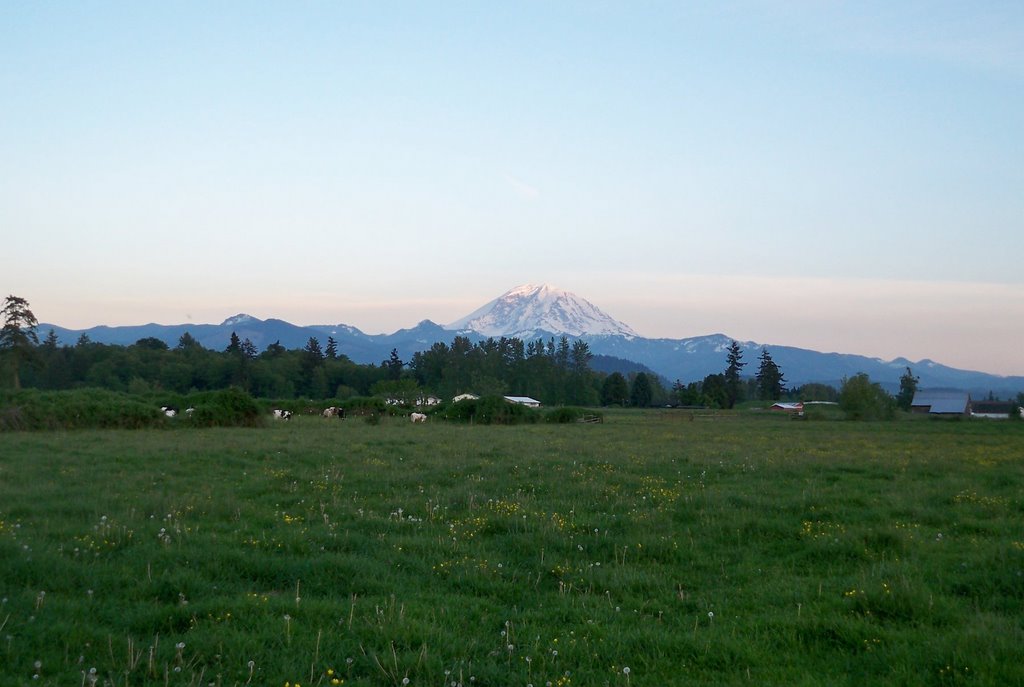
[221,313,257,326]
[446,284,639,338]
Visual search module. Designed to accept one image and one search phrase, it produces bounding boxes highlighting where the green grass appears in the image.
[1,413,1022,686]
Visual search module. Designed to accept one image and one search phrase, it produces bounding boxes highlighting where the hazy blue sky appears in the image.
[3,2,1022,375]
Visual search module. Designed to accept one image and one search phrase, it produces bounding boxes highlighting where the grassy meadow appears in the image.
[0,411,1022,686]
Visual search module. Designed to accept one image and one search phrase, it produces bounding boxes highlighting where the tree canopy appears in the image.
[896,367,919,411]
[755,347,786,401]
[723,340,746,408]
[0,295,40,389]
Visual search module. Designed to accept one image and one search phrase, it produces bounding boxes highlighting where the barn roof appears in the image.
[504,396,541,406]
[911,390,970,414]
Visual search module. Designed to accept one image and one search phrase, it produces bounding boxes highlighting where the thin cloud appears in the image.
[503,174,541,200]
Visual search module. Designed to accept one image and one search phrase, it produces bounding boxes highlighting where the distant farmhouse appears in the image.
[910,390,970,416]
[970,400,1018,420]
[504,396,542,408]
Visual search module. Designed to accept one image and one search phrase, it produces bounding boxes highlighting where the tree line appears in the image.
[0,296,788,408]
[10,295,1004,417]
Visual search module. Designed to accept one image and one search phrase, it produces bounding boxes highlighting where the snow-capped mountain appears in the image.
[36,284,1024,395]
[221,313,256,327]
[445,284,639,339]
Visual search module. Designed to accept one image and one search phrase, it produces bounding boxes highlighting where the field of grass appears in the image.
[1,411,1022,686]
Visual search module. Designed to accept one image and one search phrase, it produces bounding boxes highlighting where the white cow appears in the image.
[410,412,427,423]
[322,406,345,419]
[161,405,178,418]
[273,409,293,421]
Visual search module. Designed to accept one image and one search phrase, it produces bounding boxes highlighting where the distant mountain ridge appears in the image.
[38,285,1024,396]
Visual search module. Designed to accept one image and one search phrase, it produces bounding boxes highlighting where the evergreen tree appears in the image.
[325,336,338,360]
[298,337,326,397]
[569,340,593,374]
[176,332,202,350]
[0,295,39,389]
[241,338,258,359]
[630,372,653,407]
[723,340,746,408]
[384,348,404,381]
[896,367,919,410]
[226,331,243,355]
[755,347,786,400]
[303,337,324,361]
[555,336,571,369]
[601,372,629,406]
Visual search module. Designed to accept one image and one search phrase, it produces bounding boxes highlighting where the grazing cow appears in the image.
[273,409,293,421]
[184,407,195,418]
[322,406,346,419]
[160,405,178,418]
[410,412,427,423]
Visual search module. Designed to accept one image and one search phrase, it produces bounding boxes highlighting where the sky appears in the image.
[3,2,1022,376]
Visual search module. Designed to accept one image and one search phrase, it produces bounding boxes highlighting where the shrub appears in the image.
[186,388,264,428]
[342,396,389,417]
[0,388,164,430]
[438,396,539,425]
[544,407,602,423]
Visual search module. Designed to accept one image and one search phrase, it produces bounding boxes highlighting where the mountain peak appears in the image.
[221,313,258,327]
[446,284,638,338]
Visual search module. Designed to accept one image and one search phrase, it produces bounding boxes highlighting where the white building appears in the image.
[504,396,541,408]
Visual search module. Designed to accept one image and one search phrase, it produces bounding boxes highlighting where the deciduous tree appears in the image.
[896,367,919,410]
[839,373,895,420]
